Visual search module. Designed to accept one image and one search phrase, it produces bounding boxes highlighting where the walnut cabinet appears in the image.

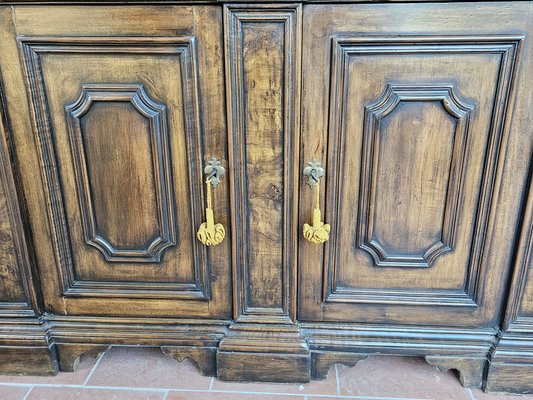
[0,1,532,393]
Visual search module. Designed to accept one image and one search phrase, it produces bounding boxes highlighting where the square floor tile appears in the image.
[168,392,301,400]
[26,387,164,400]
[0,354,100,385]
[0,385,32,400]
[337,355,470,399]
[86,347,211,390]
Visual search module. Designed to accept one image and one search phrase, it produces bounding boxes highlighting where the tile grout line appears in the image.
[21,386,33,400]
[82,348,108,386]
[0,382,430,400]
[466,388,476,400]
[335,364,341,396]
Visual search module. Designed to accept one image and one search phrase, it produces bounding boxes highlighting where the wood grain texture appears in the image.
[217,4,309,382]
[0,10,56,374]
[487,150,533,392]
[225,3,301,322]
[8,6,231,317]
[299,3,529,328]
[0,1,532,390]
[65,84,176,263]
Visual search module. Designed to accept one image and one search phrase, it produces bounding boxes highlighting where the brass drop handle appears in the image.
[197,158,225,246]
[303,161,330,244]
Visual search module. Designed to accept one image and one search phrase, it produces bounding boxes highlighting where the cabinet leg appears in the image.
[55,343,108,372]
[311,351,368,380]
[425,355,486,388]
[161,346,217,377]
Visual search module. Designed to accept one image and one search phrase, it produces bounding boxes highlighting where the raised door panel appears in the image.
[299,3,531,326]
[8,6,231,317]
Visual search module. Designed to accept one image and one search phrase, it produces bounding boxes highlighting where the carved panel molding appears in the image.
[324,35,522,307]
[359,84,473,268]
[66,84,176,263]
[19,36,210,299]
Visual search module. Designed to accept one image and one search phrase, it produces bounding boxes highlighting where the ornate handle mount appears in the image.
[303,160,330,244]
[197,158,226,246]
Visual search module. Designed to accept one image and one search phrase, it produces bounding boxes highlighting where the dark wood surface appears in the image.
[0,0,531,393]
[298,2,530,327]
[0,43,56,374]
[486,160,533,393]
[4,5,232,318]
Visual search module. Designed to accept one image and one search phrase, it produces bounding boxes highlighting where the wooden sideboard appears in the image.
[0,0,532,393]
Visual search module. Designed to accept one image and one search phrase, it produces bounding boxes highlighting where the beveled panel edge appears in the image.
[17,35,211,300]
[323,34,523,308]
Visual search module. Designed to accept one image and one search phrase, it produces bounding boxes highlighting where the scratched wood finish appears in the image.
[0,1,532,391]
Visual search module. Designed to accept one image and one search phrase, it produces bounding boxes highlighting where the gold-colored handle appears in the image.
[197,158,225,246]
[303,161,330,244]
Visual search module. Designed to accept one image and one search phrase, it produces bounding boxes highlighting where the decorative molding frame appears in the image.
[65,84,177,263]
[19,36,210,299]
[323,35,522,307]
[359,84,472,268]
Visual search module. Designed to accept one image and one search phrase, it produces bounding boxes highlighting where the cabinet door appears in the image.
[299,3,532,326]
[1,6,231,318]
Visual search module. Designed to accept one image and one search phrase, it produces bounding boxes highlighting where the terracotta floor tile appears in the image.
[471,388,533,399]
[168,392,300,400]
[0,354,100,385]
[210,365,337,395]
[26,387,164,400]
[0,385,31,400]
[86,347,211,390]
[337,355,470,399]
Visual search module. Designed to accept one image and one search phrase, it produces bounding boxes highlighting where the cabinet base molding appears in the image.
[0,317,57,375]
[300,323,496,388]
[161,346,217,376]
[485,332,533,393]
[4,315,507,387]
[54,344,109,372]
[45,315,230,372]
[217,323,311,382]
[311,351,368,380]
[425,356,486,388]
